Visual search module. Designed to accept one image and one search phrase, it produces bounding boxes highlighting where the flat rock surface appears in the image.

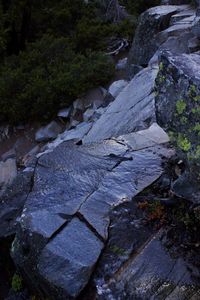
[83,67,158,144]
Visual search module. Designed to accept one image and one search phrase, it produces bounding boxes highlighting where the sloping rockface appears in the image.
[5,1,200,300]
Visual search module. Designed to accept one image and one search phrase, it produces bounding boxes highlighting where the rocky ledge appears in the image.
[1,1,200,299]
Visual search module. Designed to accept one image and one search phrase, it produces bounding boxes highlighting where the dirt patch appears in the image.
[0,124,39,163]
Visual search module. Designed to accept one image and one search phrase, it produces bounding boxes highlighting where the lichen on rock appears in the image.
[155,51,200,202]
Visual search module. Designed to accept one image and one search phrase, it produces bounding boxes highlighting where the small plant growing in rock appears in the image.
[138,200,166,228]
[11,273,23,292]
[176,100,186,115]
[177,134,191,152]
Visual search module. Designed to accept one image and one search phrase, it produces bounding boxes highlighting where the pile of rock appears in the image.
[1,1,200,299]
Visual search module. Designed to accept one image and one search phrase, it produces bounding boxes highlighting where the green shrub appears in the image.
[0,35,114,123]
[11,273,23,292]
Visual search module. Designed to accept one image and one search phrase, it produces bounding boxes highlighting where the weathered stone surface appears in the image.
[83,108,95,122]
[0,168,33,237]
[12,125,171,298]
[161,0,191,4]
[98,230,200,300]
[108,80,128,98]
[0,159,17,187]
[38,218,104,298]
[128,5,189,67]
[1,149,16,162]
[79,146,169,240]
[170,8,195,25]
[115,57,127,71]
[157,15,195,45]
[0,125,10,142]
[116,123,169,151]
[57,107,72,119]
[35,121,62,142]
[83,67,158,144]
[8,3,200,300]
[155,52,200,202]
[37,122,92,156]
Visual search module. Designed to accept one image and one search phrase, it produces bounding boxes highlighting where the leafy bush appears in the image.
[11,273,23,292]
[0,35,114,123]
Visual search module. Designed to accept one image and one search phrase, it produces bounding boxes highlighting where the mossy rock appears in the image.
[155,52,200,203]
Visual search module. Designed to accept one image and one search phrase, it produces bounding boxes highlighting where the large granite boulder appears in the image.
[161,0,191,4]
[155,51,200,202]
[12,123,171,299]
[128,5,190,68]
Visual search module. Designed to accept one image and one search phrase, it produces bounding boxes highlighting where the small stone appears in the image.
[57,107,72,119]
[35,121,62,142]
[108,80,128,98]
[83,108,95,122]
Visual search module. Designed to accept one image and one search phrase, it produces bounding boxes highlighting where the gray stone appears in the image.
[37,122,93,156]
[101,230,200,300]
[38,218,104,298]
[1,149,16,162]
[35,121,62,142]
[83,67,158,144]
[155,52,200,202]
[79,146,170,239]
[0,168,33,237]
[57,107,72,119]
[69,118,81,128]
[128,5,190,67]
[0,159,17,187]
[116,123,169,151]
[126,64,144,80]
[0,125,10,141]
[170,8,195,25]
[115,57,128,70]
[22,145,40,167]
[12,135,171,298]
[157,15,195,45]
[73,98,85,111]
[108,80,128,98]
[161,0,191,3]
[83,108,95,122]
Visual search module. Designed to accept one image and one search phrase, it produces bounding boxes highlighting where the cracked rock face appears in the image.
[155,52,200,203]
[12,127,171,299]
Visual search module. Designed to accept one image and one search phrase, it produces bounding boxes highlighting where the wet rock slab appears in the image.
[12,126,171,299]
[98,230,200,300]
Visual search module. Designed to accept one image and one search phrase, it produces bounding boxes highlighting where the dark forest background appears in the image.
[0,0,159,124]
